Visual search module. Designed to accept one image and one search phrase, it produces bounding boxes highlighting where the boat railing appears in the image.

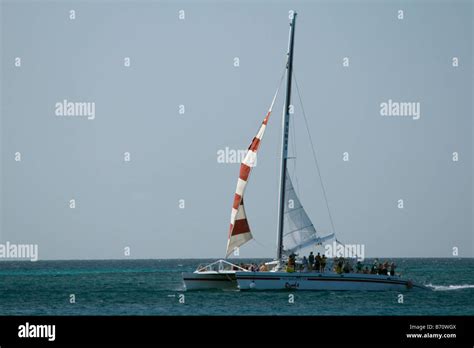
[195,259,248,273]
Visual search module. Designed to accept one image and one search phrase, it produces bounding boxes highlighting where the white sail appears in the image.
[283,173,334,254]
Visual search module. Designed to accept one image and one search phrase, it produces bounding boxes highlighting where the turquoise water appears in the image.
[0,258,473,315]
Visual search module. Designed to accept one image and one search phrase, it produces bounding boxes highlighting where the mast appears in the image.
[276,13,297,260]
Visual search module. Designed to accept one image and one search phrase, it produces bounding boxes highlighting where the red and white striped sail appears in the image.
[226,90,280,257]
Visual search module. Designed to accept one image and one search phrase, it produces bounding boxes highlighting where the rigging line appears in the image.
[289,97,301,198]
[252,237,274,253]
[293,70,338,237]
[269,66,287,112]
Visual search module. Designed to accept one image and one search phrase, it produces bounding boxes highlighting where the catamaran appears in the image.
[182,13,426,291]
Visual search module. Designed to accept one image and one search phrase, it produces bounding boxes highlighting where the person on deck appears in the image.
[389,262,396,276]
[315,252,321,272]
[335,261,342,274]
[333,257,339,272]
[308,252,315,271]
[320,255,327,273]
[288,252,297,272]
[371,259,379,274]
[382,261,389,275]
[343,260,351,273]
[336,258,344,274]
[302,256,308,272]
[356,261,363,273]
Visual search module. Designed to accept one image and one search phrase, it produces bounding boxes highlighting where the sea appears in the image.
[0,258,473,316]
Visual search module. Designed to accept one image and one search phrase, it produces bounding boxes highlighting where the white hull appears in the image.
[182,259,249,290]
[236,271,426,291]
[182,271,237,290]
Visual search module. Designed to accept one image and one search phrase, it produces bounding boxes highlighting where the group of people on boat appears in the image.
[284,253,397,276]
[287,251,327,273]
[236,263,269,272]
[333,257,396,276]
[233,256,397,276]
[368,259,396,276]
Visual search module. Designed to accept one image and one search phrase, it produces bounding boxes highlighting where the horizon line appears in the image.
[0,256,473,262]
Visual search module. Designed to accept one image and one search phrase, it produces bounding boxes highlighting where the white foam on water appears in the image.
[426,284,474,291]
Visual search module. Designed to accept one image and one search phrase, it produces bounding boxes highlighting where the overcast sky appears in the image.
[1,0,472,260]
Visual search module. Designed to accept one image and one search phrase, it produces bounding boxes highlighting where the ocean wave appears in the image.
[426,284,474,291]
